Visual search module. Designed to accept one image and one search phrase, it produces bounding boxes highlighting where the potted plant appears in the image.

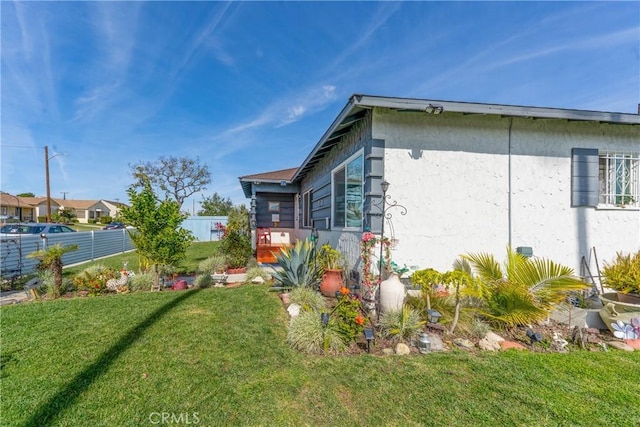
[318,244,346,297]
[601,251,640,304]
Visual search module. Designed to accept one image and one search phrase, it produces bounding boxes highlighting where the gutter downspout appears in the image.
[508,118,513,248]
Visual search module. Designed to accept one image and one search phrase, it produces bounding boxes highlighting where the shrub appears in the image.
[271,239,320,289]
[289,287,325,312]
[379,305,425,343]
[602,251,640,294]
[469,318,492,339]
[128,272,154,292]
[99,216,113,224]
[244,266,271,284]
[220,231,252,269]
[198,254,228,274]
[73,264,119,296]
[193,274,213,289]
[287,311,345,354]
[39,270,73,297]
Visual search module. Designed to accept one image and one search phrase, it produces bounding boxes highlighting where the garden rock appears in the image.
[427,333,445,352]
[251,276,265,284]
[606,341,634,352]
[485,331,505,343]
[478,337,500,351]
[453,338,475,350]
[287,303,301,318]
[382,348,394,356]
[624,339,640,350]
[500,341,526,351]
[395,343,411,355]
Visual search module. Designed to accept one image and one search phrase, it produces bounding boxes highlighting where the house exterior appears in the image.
[0,193,128,224]
[240,94,640,278]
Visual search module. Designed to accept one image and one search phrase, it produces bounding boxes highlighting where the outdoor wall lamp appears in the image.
[424,104,444,115]
[364,328,375,353]
[426,309,442,324]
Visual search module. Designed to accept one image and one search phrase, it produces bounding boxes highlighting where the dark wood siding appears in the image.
[255,193,296,228]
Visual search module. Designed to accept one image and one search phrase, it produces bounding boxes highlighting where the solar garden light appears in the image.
[416,332,431,354]
[426,309,442,324]
[363,328,375,353]
[526,329,543,349]
[321,312,329,328]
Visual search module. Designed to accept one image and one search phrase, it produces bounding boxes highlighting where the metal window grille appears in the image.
[599,151,639,206]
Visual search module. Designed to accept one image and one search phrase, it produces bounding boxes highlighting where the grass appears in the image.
[2,286,639,426]
[64,241,221,276]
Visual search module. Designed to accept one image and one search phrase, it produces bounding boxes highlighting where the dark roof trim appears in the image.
[291,94,640,183]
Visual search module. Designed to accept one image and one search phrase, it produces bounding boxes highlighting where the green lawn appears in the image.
[64,241,221,276]
[2,286,639,427]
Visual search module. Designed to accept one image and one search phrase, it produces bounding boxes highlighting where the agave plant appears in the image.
[463,247,588,327]
[270,238,320,289]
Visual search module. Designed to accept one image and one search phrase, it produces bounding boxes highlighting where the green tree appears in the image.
[199,192,233,216]
[51,208,76,224]
[17,192,35,197]
[27,243,78,298]
[119,178,195,289]
[226,204,250,236]
[130,156,211,208]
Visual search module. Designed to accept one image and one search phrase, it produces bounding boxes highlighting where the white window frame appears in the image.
[598,150,639,208]
[331,150,364,230]
[302,189,313,228]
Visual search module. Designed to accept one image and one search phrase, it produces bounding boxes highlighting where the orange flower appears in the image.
[340,287,350,295]
[355,315,365,325]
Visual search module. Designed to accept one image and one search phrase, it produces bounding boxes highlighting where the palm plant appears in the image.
[270,239,320,289]
[27,243,78,298]
[463,247,588,327]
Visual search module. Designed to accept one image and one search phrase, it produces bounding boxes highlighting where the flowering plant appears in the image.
[332,287,366,343]
[360,232,391,299]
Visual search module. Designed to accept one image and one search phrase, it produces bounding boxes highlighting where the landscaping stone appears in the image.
[251,276,265,284]
[478,337,501,351]
[382,348,394,356]
[287,303,301,318]
[395,343,411,355]
[427,333,446,352]
[485,331,505,343]
[606,341,635,352]
[453,338,475,350]
[624,339,640,350]
[500,341,526,351]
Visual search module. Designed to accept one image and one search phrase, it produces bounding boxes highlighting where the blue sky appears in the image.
[1,1,638,211]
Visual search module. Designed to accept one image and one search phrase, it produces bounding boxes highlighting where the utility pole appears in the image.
[45,146,51,222]
[61,192,69,200]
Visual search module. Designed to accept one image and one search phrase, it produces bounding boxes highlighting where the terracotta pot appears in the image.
[280,292,291,305]
[320,269,344,297]
[172,280,188,291]
[227,267,247,274]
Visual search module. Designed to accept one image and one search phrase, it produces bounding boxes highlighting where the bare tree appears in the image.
[130,156,211,207]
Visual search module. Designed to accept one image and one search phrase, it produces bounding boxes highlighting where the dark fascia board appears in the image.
[239,177,298,198]
[291,94,640,184]
[353,94,640,125]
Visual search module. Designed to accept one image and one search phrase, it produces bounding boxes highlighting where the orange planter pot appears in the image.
[320,269,344,297]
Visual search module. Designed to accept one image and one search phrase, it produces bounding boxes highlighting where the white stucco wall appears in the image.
[374,108,640,275]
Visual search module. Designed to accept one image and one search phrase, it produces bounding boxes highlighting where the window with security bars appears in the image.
[599,151,639,207]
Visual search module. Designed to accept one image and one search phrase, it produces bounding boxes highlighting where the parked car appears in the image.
[103,222,126,230]
[0,223,77,235]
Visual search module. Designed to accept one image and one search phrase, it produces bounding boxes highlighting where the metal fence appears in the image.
[181,216,228,241]
[0,229,135,279]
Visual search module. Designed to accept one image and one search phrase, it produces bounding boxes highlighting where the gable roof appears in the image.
[292,94,640,182]
[238,167,298,197]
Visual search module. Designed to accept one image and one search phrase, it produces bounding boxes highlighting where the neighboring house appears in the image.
[0,192,36,221]
[239,94,640,278]
[0,193,128,223]
[16,196,61,221]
